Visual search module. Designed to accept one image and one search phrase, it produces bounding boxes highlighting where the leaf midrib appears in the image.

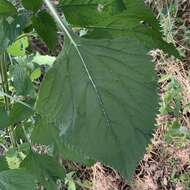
[75,44,111,128]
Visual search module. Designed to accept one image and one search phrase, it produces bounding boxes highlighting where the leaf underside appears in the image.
[36,36,158,179]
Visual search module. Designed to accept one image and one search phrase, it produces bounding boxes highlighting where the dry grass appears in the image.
[92,163,121,190]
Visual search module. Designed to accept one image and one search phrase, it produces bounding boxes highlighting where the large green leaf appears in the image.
[32,11,58,50]
[0,14,28,53]
[0,0,17,16]
[0,169,36,190]
[35,35,158,179]
[21,152,65,189]
[35,0,179,180]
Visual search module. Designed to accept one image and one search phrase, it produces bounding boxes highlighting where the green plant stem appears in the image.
[0,54,9,109]
[0,53,16,147]
[22,125,32,146]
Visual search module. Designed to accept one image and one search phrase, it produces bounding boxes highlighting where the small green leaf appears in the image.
[65,172,76,190]
[32,53,56,66]
[32,11,58,50]
[10,64,35,97]
[0,104,8,129]
[30,68,41,81]
[68,181,76,190]
[0,0,17,16]
[9,100,34,125]
[0,169,36,190]
[7,35,29,57]
[21,0,43,12]
[6,148,21,169]
[21,152,65,188]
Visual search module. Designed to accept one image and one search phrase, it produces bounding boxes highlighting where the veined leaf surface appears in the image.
[36,36,158,179]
